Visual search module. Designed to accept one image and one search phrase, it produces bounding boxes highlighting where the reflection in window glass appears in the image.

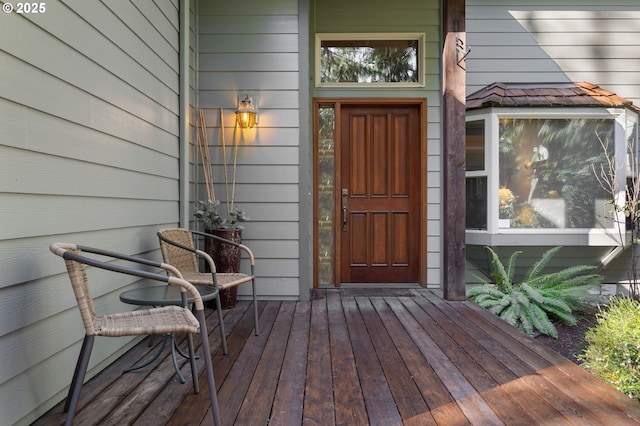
[627,113,638,178]
[466,120,485,171]
[466,177,487,229]
[317,107,335,284]
[625,114,639,229]
[320,39,418,84]
[499,118,614,228]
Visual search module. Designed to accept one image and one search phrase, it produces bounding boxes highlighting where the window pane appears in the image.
[466,120,485,171]
[317,107,335,284]
[320,39,418,83]
[499,118,614,229]
[627,112,638,178]
[466,177,487,229]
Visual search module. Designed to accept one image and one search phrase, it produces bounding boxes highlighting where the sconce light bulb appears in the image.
[235,95,257,128]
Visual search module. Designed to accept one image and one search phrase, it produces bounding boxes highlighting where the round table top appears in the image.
[119,284,218,306]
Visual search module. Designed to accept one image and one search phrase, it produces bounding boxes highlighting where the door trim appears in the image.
[313,98,428,287]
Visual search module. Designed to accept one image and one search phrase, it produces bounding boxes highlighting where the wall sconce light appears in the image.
[235,95,257,129]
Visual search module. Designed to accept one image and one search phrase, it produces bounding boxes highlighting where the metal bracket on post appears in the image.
[456,37,470,70]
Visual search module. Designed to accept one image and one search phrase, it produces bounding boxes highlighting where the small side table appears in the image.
[119,284,219,383]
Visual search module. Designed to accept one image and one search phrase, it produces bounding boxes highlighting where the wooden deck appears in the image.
[34,288,640,425]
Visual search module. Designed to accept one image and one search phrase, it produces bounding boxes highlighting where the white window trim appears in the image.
[315,33,426,88]
[466,107,630,247]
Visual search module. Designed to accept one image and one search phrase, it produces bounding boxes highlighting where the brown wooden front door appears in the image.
[338,103,422,284]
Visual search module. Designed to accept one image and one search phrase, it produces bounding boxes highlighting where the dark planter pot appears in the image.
[204,228,242,309]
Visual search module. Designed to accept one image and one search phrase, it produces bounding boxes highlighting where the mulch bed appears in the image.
[534,307,599,364]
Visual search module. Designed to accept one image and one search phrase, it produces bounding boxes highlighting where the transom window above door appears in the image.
[315,33,425,88]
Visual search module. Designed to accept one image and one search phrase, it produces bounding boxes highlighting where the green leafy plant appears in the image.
[193,199,249,230]
[579,297,640,401]
[468,246,603,338]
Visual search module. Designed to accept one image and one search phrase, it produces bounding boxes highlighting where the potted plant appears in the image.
[194,199,249,256]
[193,108,250,308]
[193,203,249,309]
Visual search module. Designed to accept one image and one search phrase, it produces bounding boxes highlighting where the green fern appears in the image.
[467,246,603,338]
[524,246,561,280]
[529,303,557,338]
[489,249,520,293]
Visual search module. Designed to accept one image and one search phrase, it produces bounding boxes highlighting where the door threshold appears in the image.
[336,283,422,288]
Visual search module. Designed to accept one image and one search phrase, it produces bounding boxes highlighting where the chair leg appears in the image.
[214,295,228,354]
[196,310,221,426]
[64,335,94,426]
[252,279,259,335]
[185,333,199,393]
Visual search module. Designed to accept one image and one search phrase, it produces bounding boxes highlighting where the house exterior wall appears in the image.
[465,0,640,285]
[196,0,302,300]
[0,1,187,423]
[4,0,640,423]
[313,0,444,288]
[466,0,640,104]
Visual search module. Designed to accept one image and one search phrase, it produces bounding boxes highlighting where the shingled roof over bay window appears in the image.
[466,81,640,112]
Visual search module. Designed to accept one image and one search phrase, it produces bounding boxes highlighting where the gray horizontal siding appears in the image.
[0,99,178,172]
[200,34,299,52]
[0,147,177,200]
[0,1,183,424]
[196,0,301,299]
[198,0,297,15]
[465,0,640,285]
[199,53,299,71]
[467,1,640,105]
[315,0,438,31]
[466,245,615,282]
[199,15,298,33]
[0,58,178,153]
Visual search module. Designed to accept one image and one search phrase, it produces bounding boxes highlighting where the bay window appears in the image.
[466,108,637,246]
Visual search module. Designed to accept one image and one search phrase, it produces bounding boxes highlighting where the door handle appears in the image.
[341,188,348,231]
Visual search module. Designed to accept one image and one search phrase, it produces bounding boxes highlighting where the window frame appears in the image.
[466,107,630,247]
[465,116,489,230]
[315,33,426,88]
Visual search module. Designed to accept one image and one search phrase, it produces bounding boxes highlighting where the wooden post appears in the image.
[442,0,467,300]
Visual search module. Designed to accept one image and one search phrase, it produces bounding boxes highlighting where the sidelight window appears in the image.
[316,106,336,285]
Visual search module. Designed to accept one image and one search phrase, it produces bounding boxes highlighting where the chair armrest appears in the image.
[75,244,185,281]
[191,229,256,266]
[50,243,204,310]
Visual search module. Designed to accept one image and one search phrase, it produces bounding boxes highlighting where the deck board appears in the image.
[422,294,576,424]
[345,296,403,425]
[33,289,640,425]
[302,296,334,425]
[235,301,293,425]
[270,302,310,425]
[356,297,432,425]
[370,297,464,425]
[327,291,368,425]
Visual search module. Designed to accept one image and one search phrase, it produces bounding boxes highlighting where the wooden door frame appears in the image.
[313,98,428,287]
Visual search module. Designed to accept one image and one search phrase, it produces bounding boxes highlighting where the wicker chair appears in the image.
[157,228,259,353]
[49,243,221,426]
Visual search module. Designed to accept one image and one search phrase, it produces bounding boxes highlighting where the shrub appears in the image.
[579,297,640,401]
[467,246,603,338]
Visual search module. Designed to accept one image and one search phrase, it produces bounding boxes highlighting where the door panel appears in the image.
[339,104,421,283]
